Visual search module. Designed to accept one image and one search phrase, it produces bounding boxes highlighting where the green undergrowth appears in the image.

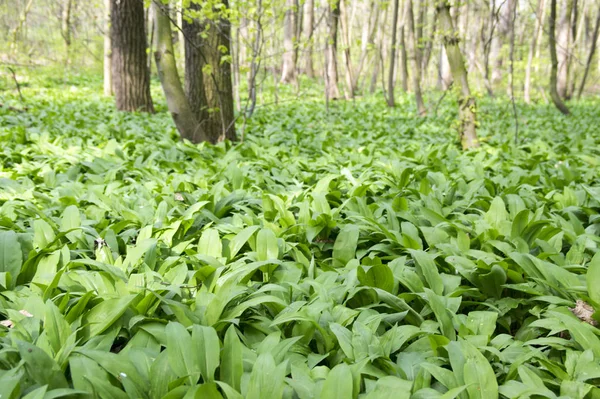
[1,74,600,398]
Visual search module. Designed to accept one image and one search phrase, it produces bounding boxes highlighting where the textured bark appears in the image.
[111,0,154,113]
[61,0,73,64]
[406,0,426,115]
[184,2,236,142]
[387,0,400,106]
[153,3,208,143]
[577,4,600,98]
[303,0,315,77]
[437,0,478,149]
[325,0,341,99]
[281,0,298,83]
[104,0,113,96]
[557,0,574,98]
[439,44,452,90]
[549,0,571,114]
[489,0,514,85]
[339,0,355,98]
[525,0,545,103]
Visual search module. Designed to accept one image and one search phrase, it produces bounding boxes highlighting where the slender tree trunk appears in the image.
[103,0,113,96]
[370,6,387,93]
[436,0,478,149]
[111,0,154,113]
[281,0,298,83]
[399,18,409,92]
[325,0,341,99]
[489,0,514,86]
[525,0,545,103]
[339,0,355,98]
[61,0,73,65]
[557,0,574,98]
[10,0,34,57]
[153,2,208,143]
[303,0,315,77]
[387,0,400,106]
[354,1,378,90]
[507,0,517,98]
[577,4,600,98]
[549,0,571,114]
[247,0,263,118]
[407,0,426,115]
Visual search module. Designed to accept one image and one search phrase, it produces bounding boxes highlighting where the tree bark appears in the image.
[387,0,400,107]
[10,0,34,57]
[111,0,154,113]
[577,3,600,98]
[525,0,545,103]
[406,0,426,115]
[281,0,298,83]
[436,0,478,149]
[325,0,341,99]
[184,2,236,142]
[489,0,514,85]
[354,0,378,90]
[549,0,571,114]
[339,0,355,98]
[557,0,574,98]
[153,2,209,143]
[104,0,113,96]
[61,0,73,65]
[303,0,315,77]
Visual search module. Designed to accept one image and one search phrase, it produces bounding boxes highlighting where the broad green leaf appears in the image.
[166,321,199,384]
[198,228,223,258]
[586,251,600,305]
[0,230,22,286]
[333,225,359,266]
[256,228,279,261]
[320,363,353,399]
[191,324,220,382]
[409,250,444,295]
[220,326,243,391]
[83,294,137,338]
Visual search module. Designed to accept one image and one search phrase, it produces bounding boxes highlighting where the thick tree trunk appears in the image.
[439,44,452,90]
[281,0,298,83]
[103,0,113,96]
[549,0,571,114]
[407,0,426,115]
[525,0,545,103]
[303,0,315,77]
[436,0,478,149]
[577,4,600,98]
[153,3,208,143]
[184,2,236,142]
[387,0,400,107]
[325,0,341,99]
[111,0,154,113]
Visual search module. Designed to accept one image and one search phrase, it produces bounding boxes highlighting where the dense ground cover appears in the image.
[1,75,600,398]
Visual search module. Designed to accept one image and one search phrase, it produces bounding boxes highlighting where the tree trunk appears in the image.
[325,0,341,99]
[281,0,298,83]
[354,0,378,90]
[549,0,571,114]
[387,0,400,106]
[104,0,113,96]
[153,2,208,143]
[436,0,478,149]
[407,0,426,115]
[303,0,315,77]
[10,0,34,57]
[61,0,73,65]
[489,0,514,86]
[525,0,545,103]
[438,44,452,90]
[339,0,355,98]
[111,0,154,113]
[577,3,600,98]
[399,20,409,92]
[557,0,574,98]
[184,2,236,142]
[370,6,387,93]
[507,0,517,99]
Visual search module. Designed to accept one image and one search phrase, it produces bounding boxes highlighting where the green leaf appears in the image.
[198,228,223,258]
[256,228,279,261]
[246,353,287,399]
[83,294,137,338]
[586,251,600,306]
[409,250,444,295]
[166,321,199,384]
[321,363,354,399]
[228,226,260,260]
[0,230,22,286]
[333,225,359,266]
[220,325,243,391]
[358,264,395,293]
[191,324,220,382]
[34,219,56,249]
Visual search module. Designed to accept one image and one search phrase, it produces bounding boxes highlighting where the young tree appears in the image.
[524,0,545,103]
[436,0,478,149]
[103,0,112,96]
[281,0,298,83]
[406,0,426,115]
[111,0,154,112]
[577,3,600,98]
[153,2,209,143]
[324,0,341,99]
[303,0,315,77]
[387,0,400,107]
[549,0,570,114]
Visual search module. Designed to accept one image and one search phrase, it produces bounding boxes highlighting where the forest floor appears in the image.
[1,71,600,398]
